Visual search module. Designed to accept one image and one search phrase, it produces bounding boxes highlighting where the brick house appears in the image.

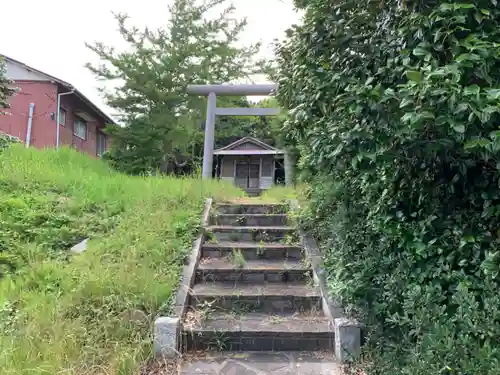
[0,55,114,157]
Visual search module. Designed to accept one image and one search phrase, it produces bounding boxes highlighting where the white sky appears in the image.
[1,0,300,118]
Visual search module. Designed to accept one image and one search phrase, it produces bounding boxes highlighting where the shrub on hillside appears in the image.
[0,56,16,112]
[0,132,20,150]
[277,1,500,374]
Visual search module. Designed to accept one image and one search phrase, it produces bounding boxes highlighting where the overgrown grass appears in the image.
[259,185,298,203]
[0,145,244,375]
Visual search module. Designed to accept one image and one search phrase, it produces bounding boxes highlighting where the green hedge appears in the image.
[277,1,500,374]
[0,132,20,150]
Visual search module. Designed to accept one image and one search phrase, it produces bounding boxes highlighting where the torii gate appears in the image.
[187,84,293,185]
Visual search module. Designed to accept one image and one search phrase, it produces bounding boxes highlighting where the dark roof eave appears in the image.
[213,150,285,155]
[58,83,115,125]
[218,136,278,151]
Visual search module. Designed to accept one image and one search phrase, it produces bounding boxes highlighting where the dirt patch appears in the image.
[139,357,180,375]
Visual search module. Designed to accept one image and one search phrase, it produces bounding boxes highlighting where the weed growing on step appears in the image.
[301,257,312,269]
[184,300,216,330]
[209,214,218,225]
[305,271,317,287]
[268,315,286,324]
[256,229,274,242]
[229,300,257,316]
[230,249,246,268]
[257,241,266,256]
[208,331,229,351]
[286,207,300,227]
[205,231,217,243]
[292,306,322,323]
[281,232,299,245]
[0,145,244,375]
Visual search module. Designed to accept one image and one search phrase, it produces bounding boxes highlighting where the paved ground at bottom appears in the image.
[180,351,341,375]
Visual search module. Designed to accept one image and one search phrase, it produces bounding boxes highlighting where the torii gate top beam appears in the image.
[187,84,277,96]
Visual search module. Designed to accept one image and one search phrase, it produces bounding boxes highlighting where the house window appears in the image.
[59,108,66,126]
[74,117,87,140]
[96,132,107,156]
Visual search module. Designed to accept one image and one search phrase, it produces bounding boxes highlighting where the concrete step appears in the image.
[182,312,334,351]
[211,213,289,227]
[179,351,341,375]
[245,189,262,197]
[189,282,321,313]
[196,258,312,283]
[201,242,303,260]
[215,203,287,215]
[206,225,296,243]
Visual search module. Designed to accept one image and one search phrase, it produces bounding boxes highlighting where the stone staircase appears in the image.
[180,202,335,354]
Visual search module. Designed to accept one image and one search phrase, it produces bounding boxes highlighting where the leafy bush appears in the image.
[277,1,500,374]
[0,132,20,150]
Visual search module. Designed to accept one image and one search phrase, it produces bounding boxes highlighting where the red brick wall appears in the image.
[0,81,107,157]
[0,81,57,147]
[58,94,105,156]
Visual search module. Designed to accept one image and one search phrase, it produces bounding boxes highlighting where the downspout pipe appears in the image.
[56,90,74,149]
[25,102,35,147]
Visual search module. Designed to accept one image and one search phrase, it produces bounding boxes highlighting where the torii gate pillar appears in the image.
[203,92,217,180]
[187,84,281,180]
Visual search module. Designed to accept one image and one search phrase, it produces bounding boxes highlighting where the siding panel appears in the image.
[221,157,235,177]
[261,156,274,177]
[260,177,274,189]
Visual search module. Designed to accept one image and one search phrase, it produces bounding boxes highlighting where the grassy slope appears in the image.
[0,145,245,375]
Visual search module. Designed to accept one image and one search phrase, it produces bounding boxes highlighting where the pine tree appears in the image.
[0,57,15,114]
[86,0,261,174]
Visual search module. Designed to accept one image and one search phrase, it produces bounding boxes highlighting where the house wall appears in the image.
[260,155,275,189]
[221,156,235,179]
[5,60,48,81]
[58,94,107,156]
[0,80,108,157]
[0,81,57,147]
